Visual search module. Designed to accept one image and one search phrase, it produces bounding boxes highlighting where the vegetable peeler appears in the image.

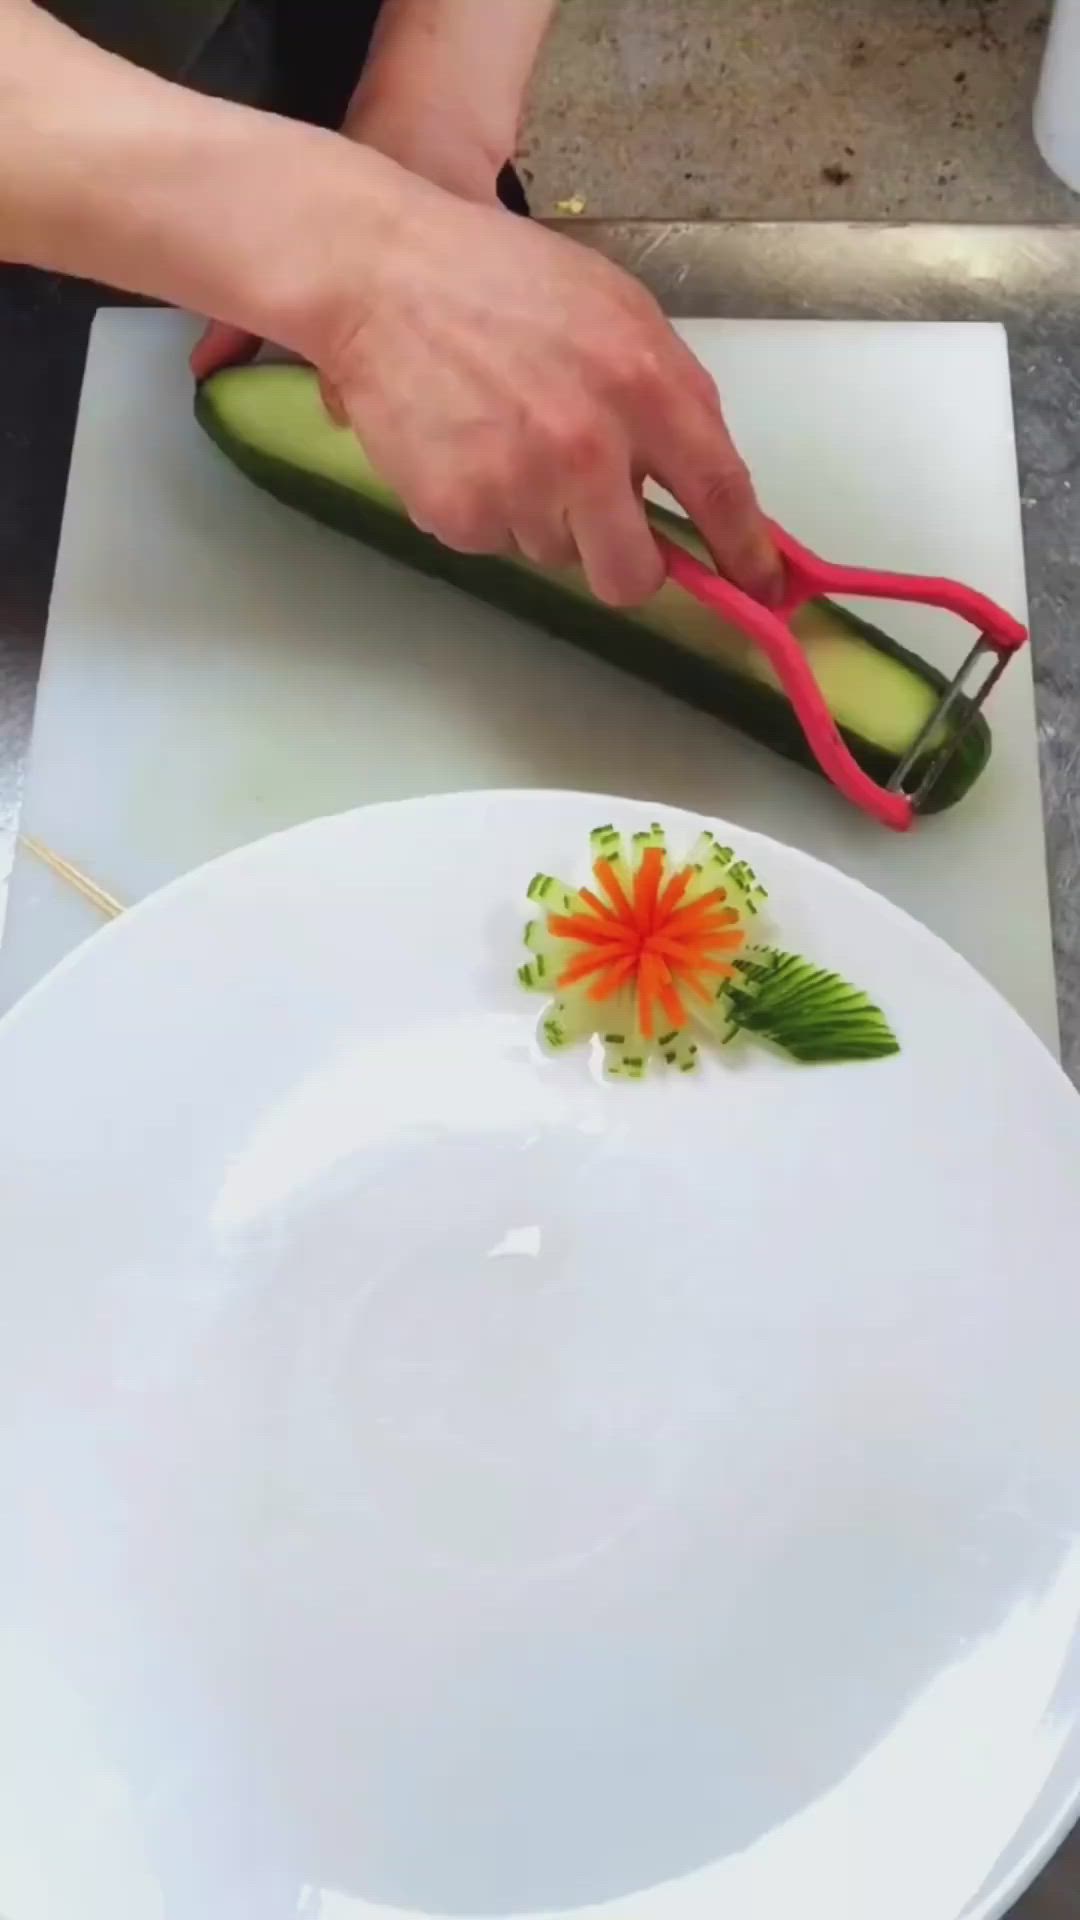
[657,522,1028,832]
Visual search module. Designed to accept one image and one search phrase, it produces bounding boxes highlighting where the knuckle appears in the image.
[458,430,519,506]
[600,340,665,404]
[593,544,664,611]
[523,538,567,572]
[413,487,486,551]
[408,483,452,534]
[675,344,721,409]
[517,523,575,571]
[484,458,521,509]
[534,533,572,568]
[618,276,664,327]
[439,517,492,555]
[415,429,522,548]
[689,364,722,412]
[596,577,639,610]
[698,459,755,517]
[541,412,606,478]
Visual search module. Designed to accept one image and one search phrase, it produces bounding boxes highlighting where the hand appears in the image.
[10,0,771,607]
[194,142,779,607]
[298,183,780,607]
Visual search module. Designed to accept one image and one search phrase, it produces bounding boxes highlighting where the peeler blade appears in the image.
[886,635,1012,811]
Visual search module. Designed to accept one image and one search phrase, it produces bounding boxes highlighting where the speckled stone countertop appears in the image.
[524,0,1072,223]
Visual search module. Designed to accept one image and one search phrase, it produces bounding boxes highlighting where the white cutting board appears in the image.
[0,309,1057,1051]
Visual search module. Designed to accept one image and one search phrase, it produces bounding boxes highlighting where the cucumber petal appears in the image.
[521,830,897,1076]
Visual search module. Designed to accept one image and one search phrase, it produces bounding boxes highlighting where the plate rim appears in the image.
[0,789,1069,1095]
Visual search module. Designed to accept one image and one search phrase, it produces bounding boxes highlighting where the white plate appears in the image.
[2,790,1080,1920]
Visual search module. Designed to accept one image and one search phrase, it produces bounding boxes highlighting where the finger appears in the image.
[409,488,514,557]
[568,469,665,608]
[189,321,261,382]
[654,400,783,606]
[426,519,515,557]
[510,508,577,573]
[317,371,348,427]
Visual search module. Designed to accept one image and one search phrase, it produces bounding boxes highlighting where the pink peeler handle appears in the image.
[768,523,1028,647]
[657,522,1028,832]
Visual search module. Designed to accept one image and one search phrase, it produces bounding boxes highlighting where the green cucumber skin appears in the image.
[194,388,990,814]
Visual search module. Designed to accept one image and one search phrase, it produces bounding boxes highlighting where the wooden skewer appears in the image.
[19,835,125,921]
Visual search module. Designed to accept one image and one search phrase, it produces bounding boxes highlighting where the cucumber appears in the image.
[195,363,990,812]
[726,949,900,1062]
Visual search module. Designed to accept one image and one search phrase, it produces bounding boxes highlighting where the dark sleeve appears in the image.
[36,0,235,77]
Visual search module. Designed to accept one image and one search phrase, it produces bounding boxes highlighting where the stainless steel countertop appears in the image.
[0,227,1078,1916]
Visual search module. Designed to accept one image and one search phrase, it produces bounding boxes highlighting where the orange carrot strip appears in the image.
[650,916,738,946]
[633,847,665,929]
[645,929,730,952]
[548,914,633,949]
[656,866,694,917]
[663,889,727,928]
[637,951,661,1038]
[558,950,619,988]
[607,951,638,982]
[586,956,637,1002]
[657,929,736,958]
[593,859,634,923]
[665,911,736,943]
[692,930,746,953]
[658,982,688,1030]
[578,886,624,927]
[649,931,740,965]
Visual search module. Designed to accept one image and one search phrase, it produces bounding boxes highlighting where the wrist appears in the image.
[343,87,502,203]
[345,58,514,193]
[194,113,417,365]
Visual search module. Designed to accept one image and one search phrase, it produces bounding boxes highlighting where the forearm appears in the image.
[0,0,407,355]
[346,0,556,168]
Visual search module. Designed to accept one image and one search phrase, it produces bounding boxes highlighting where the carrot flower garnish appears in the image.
[520,823,901,1075]
[519,824,768,1077]
[547,851,742,1037]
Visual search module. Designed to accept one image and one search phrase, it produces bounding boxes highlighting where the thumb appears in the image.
[190,320,261,382]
